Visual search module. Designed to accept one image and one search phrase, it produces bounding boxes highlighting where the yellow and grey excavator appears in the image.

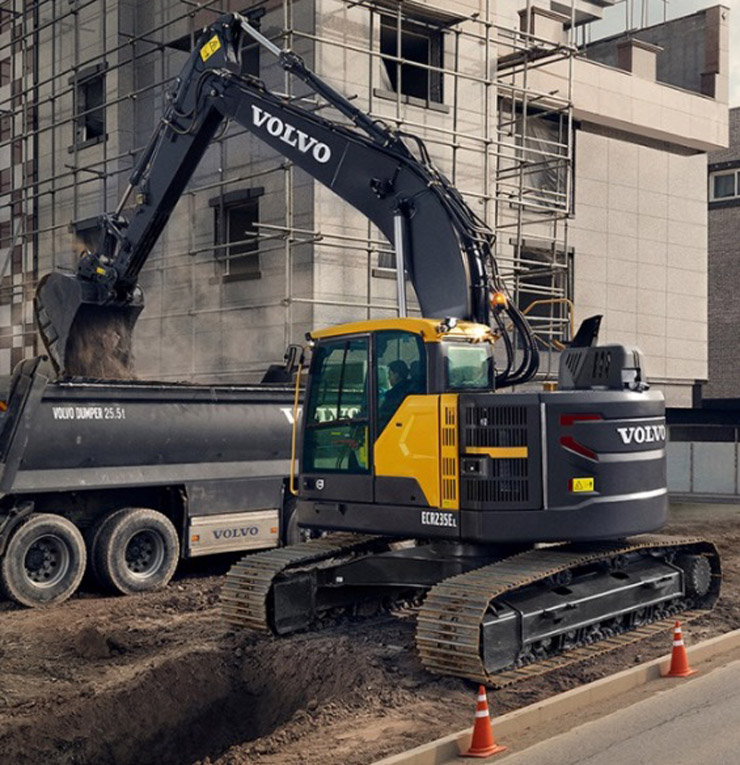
[222,313,719,684]
[33,14,719,685]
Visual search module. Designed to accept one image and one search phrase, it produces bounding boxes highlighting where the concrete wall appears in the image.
[668,440,740,497]
[585,5,730,102]
[572,126,709,407]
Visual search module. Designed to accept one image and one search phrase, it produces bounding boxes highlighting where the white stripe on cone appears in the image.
[475,710,489,718]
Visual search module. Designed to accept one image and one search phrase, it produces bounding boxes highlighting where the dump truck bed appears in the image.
[0,357,298,564]
[0,360,295,495]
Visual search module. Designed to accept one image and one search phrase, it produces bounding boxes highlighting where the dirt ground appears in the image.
[1,503,739,765]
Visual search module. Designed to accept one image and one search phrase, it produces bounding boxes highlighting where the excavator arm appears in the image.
[35,13,537,384]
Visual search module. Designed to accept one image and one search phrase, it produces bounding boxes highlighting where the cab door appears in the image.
[300,335,373,502]
[372,330,440,507]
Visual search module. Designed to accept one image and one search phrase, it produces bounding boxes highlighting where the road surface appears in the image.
[499,659,740,764]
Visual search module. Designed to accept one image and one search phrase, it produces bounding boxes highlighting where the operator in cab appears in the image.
[378,359,411,431]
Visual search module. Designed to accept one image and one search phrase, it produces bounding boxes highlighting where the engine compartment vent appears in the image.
[459,396,542,511]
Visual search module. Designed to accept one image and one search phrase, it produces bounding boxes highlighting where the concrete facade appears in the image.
[0,1,730,404]
[572,128,709,404]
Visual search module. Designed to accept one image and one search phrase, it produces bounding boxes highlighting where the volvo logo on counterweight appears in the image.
[251,105,332,163]
[616,424,666,445]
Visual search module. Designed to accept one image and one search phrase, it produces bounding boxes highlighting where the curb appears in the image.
[374,627,740,765]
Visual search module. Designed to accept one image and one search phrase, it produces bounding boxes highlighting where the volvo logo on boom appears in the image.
[616,424,666,445]
[251,105,331,164]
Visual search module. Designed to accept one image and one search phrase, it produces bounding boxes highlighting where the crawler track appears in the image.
[220,533,390,632]
[417,535,721,686]
[220,533,720,687]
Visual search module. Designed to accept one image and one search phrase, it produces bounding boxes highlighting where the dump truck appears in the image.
[0,356,301,607]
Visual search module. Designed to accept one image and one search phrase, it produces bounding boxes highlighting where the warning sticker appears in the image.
[200,35,221,62]
[571,477,594,493]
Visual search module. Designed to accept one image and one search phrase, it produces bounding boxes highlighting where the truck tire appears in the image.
[84,510,124,588]
[0,513,86,607]
[92,507,179,595]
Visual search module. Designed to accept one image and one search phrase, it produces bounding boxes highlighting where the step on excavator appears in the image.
[33,13,720,685]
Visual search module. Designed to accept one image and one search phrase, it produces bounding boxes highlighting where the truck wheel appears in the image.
[0,513,86,607]
[93,508,179,595]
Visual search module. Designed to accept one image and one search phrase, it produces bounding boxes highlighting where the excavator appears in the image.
[34,14,719,686]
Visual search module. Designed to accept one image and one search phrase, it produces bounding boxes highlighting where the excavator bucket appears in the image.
[34,272,143,379]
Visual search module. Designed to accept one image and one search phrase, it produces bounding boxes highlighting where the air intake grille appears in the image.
[564,351,582,376]
[460,397,541,511]
[440,395,459,509]
[463,404,528,448]
[591,349,612,381]
[463,459,529,504]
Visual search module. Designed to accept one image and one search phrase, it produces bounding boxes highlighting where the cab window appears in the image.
[303,337,370,473]
[444,342,493,390]
[375,330,426,435]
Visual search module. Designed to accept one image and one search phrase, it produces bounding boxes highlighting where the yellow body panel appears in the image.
[466,446,528,459]
[374,395,441,508]
[310,318,494,344]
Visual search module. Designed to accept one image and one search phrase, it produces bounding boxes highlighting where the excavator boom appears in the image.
[35,13,537,383]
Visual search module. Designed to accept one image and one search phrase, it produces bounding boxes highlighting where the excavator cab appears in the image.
[302,322,458,479]
[299,318,493,527]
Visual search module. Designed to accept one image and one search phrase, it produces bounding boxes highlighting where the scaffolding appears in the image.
[494,1,577,377]
[0,0,581,382]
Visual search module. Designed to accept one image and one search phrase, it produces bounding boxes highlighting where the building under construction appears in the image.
[0,0,729,405]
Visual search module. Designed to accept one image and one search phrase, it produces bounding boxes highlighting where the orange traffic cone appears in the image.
[663,621,697,678]
[461,685,507,758]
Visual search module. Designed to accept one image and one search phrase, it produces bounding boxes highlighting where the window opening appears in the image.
[75,71,106,145]
[511,111,570,212]
[514,245,573,348]
[380,14,443,103]
[710,171,738,201]
[212,190,261,280]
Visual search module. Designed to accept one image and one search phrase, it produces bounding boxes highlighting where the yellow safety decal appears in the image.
[570,477,594,493]
[95,267,106,275]
[200,34,221,62]
[466,446,528,459]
